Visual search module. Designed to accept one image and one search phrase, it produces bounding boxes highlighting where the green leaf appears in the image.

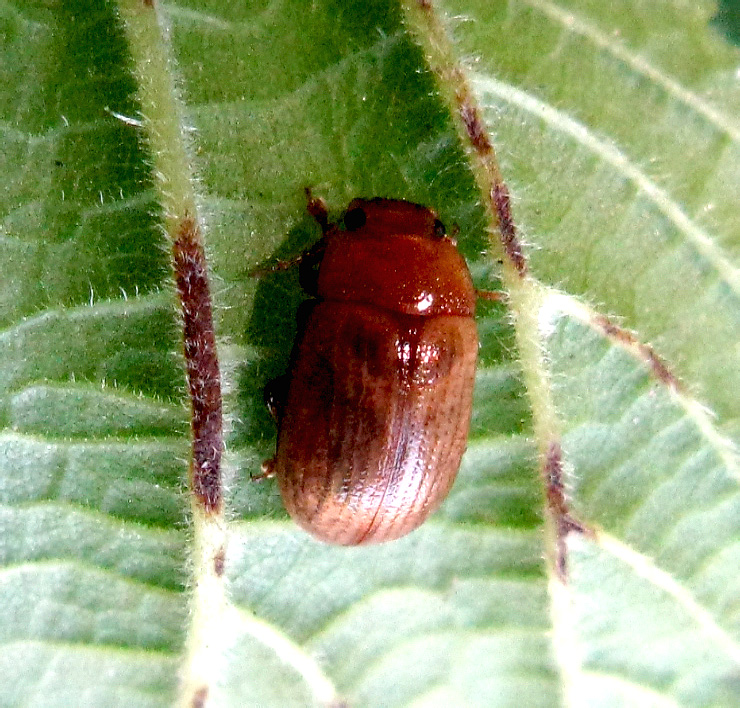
[2,1,738,707]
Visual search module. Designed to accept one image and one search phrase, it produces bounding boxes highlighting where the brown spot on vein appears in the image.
[213,546,226,577]
[492,183,527,276]
[459,98,493,155]
[640,345,678,388]
[544,441,567,518]
[450,69,527,276]
[543,441,589,581]
[593,314,680,390]
[191,686,208,708]
[173,215,223,513]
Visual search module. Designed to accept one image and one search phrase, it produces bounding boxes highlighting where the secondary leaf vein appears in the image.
[472,74,740,299]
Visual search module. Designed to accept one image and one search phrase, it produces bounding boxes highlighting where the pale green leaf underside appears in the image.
[1,0,738,707]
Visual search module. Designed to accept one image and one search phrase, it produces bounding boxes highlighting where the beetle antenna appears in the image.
[305,187,334,236]
[248,253,306,278]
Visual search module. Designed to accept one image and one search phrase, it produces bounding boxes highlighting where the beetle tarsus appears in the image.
[475,288,506,303]
[249,254,305,279]
[264,374,290,424]
[253,458,277,481]
[249,190,333,278]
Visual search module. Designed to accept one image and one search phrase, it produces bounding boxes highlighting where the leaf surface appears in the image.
[1,1,738,706]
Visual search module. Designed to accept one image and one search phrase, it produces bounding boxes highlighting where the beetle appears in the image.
[260,193,479,545]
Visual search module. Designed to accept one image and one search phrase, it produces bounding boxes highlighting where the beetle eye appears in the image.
[433,219,446,239]
[344,207,367,231]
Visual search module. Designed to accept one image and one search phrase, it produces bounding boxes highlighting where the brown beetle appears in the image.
[262,194,478,545]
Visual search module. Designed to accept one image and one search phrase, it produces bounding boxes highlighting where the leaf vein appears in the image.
[597,532,740,666]
[521,0,740,143]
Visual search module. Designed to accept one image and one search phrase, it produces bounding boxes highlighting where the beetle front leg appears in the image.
[253,375,290,482]
[253,457,277,481]
[264,373,290,424]
[250,190,332,279]
[476,288,506,303]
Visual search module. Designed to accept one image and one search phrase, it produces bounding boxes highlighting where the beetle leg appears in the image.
[253,457,277,481]
[249,253,305,278]
[254,376,289,481]
[446,222,460,245]
[476,288,506,303]
[249,238,326,280]
[264,373,290,424]
[250,190,332,279]
[297,242,326,296]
